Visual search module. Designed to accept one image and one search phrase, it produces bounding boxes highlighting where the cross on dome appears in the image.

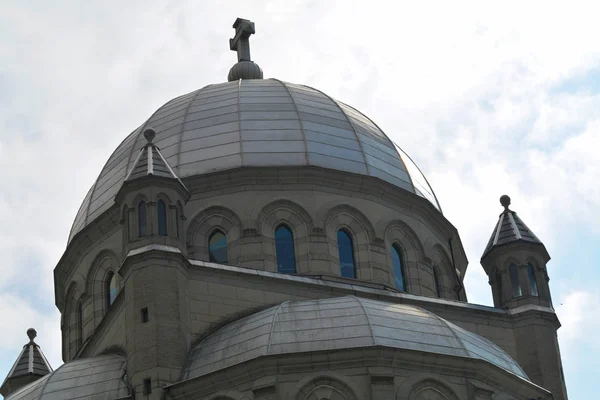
[227,18,263,81]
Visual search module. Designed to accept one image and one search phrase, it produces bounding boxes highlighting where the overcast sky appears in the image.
[1,1,599,398]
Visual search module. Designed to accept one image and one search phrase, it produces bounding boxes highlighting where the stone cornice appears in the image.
[166,346,550,399]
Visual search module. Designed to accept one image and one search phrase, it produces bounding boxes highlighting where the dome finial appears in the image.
[500,194,511,211]
[27,328,37,343]
[228,18,263,81]
[144,128,156,144]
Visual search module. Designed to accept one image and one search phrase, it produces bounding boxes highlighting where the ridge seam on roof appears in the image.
[28,345,33,374]
[493,214,504,246]
[350,296,376,346]
[508,212,522,239]
[337,99,418,193]
[175,85,212,175]
[301,84,371,174]
[266,301,289,353]
[272,79,310,164]
[237,79,244,166]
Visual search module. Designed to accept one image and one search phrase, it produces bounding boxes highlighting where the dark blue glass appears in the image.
[107,272,117,308]
[496,270,503,304]
[392,244,406,291]
[433,266,442,298]
[509,264,522,298]
[527,263,539,297]
[209,231,228,264]
[275,225,296,274]
[77,301,83,345]
[157,200,167,236]
[138,201,147,237]
[338,230,356,278]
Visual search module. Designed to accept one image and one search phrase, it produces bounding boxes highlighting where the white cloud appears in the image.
[557,290,600,355]
[1,0,599,396]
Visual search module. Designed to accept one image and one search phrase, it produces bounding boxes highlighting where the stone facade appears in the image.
[43,165,568,399]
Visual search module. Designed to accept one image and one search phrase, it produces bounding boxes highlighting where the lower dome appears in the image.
[69,79,440,242]
[6,355,129,400]
[182,296,527,381]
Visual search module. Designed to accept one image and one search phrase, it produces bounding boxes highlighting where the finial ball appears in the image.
[27,328,37,341]
[500,194,511,209]
[143,128,156,144]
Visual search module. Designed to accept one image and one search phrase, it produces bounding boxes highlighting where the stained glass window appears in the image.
[107,272,117,308]
[157,200,167,236]
[338,229,356,278]
[138,201,147,237]
[275,225,296,274]
[509,263,522,298]
[209,231,228,264]
[527,263,539,297]
[433,266,442,298]
[392,244,406,291]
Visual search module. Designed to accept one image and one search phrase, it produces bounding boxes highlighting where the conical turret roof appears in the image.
[482,195,545,259]
[0,329,52,397]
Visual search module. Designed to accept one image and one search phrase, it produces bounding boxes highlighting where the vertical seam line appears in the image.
[300,84,370,173]
[271,79,309,164]
[176,84,213,175]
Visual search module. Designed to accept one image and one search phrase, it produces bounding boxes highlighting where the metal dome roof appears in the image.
[6,355,129,400]
[70,79,440,242]
[182,296,528,381]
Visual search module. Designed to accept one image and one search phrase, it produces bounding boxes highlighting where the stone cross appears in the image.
[229,18,256,62]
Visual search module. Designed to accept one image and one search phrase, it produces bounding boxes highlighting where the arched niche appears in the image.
[256,199,313,273]
[295,376,359,400]
[186,206,243,263]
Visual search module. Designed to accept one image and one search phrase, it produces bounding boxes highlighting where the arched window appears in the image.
[338,229,356,278]
[433,266,442,298]
[509,263,522,298]
[157,200,167,236]
[76,300,83,346]
[175,208,180,239]
[496,269,503,304]
[275,225,296,274]
[527,263,539,297]
[208,230,228,264]
[138,201,147,237]
[106,272,117,309]
[392,244,406,291]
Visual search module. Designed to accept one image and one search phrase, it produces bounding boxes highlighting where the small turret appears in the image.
[481,195,568,399]
[481,195,552,308]
[0,329,53,398]
[115,127,190,255]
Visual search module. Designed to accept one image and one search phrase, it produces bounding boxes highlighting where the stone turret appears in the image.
[0,329,53,398]
[481,195,568,400]
[481,195,552,308]
[115,127,190,255]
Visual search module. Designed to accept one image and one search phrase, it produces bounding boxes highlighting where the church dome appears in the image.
[70,79,440,242]
[182,296,528,381]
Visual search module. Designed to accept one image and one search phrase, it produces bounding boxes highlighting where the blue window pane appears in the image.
[275,225,296,274]
[496,270,503,304]
[138,201,147,237]
[157,200,167,236]
[433,267,442,298]
[527,263,539,297]
[509,264,522,298]
[209,231,228,264]
[338,230,355,278]
[107,273,117,308]
[77,301,83,345]
[392,244,406,291]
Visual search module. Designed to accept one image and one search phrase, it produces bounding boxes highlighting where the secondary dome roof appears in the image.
[182,296,528,381]
[5,355,129,400]
[70,79,440,242]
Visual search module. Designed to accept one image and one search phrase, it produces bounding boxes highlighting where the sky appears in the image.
[0,0,598,398]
